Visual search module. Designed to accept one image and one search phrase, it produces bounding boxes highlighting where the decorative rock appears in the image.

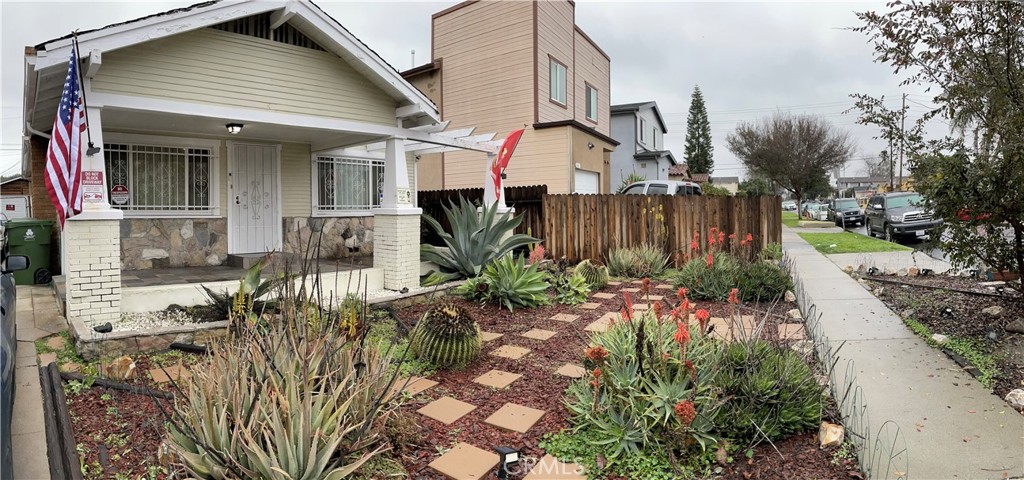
[982,306,1004,317]
[883,267,897,276]
[856,264,867,273]
[180,220,194,240]
[896,268,908,277]
[45,336,66,351]
[206,254,220,265]
[791,340,814,357]
[819,422,844,448]
[1004,319,1024,334]
[37,352,57,366]
[908,266,920,276]
[901,309,915,319]
[784,290,796,302]
[1005,389,1024,410]
[102,355,137,380]
[872,287,885,296]
[786,308,803,320]
[843,266,855,274]
[930,333,949,345]
[141,248,169,260]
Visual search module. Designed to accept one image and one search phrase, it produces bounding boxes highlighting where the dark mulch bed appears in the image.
[391,282,857,479]
[865,274,1024,401]
[722,432,862,480]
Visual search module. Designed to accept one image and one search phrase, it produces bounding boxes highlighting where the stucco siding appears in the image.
[536,0,575,123]
[573,30,611,135]
[93,28,398,124]
[570,128,612,193]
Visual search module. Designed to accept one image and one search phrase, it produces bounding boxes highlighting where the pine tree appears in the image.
[684,86,714,174]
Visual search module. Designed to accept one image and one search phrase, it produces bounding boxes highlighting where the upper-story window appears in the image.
[640,117,648,144]
[653,127,659,149]
[550,58,567,106]
[586,84,598,122]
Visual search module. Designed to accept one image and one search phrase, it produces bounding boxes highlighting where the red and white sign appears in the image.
[82,170,105,203]
[110,184,129,205]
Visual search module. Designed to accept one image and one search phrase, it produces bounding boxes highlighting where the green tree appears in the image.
[725,113,854,213]
[852,1,1024,289]
[737,177,775,197]
[684,86,714,174]
[700,181,731,197]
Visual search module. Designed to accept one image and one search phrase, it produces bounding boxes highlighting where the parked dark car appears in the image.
[865,192,943,241]
[828,198,864,227]
[1,237,30,480]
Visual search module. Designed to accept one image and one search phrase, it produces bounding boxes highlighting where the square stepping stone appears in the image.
[525,454,587,479]
[490,345,531,359]
[522,328,557,341]
[632,303,650,311]
[580,302,601,310]
[778,324,806,341]
[630,279,645,284]
[555,364,587,378]
[484,403,546,433]
[418,396,477,424]
[45,336,66,350]
[474,370,522,389]
[584,313,617,333]
[644,294,664,301]
[708,317,733,341]
[655,284,674,290]
[37,352,57,366]
[607,281,622,286]
[592,292,616,300]
[428,443,498,480]
[149,364,190,383]
[404,376,439,395]
[550,313,579,323]
[480,331,504,342]
[621,287,641,293]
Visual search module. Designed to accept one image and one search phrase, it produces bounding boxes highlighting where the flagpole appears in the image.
[71,33,99,155]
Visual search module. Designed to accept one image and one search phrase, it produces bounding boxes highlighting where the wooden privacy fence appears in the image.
[542,194,782,262]
[418,185,547,245]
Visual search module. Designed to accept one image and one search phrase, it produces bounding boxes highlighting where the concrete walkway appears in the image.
[13,285,62,480]
[825,250,953,275]
[784,228,1024,479]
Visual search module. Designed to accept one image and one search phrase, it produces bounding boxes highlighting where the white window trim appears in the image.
[549,58,567,105]
[639,117,648,144]
[585,85,598,122]
[310,150,385,218]
[103,132,221,218]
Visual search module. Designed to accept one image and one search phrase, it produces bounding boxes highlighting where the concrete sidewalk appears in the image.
[783,229,1023,480]
[13,285,62,480]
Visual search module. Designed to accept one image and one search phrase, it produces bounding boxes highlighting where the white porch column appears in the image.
[373,137,420,290]
[64,104,124,327]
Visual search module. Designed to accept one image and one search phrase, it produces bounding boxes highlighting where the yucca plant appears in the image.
[631,243,670,277]
[409,301,481,369]
[166,310,399,479]
[606,248,637,277]
[553,272,591,305]
[574,259,610,290]
[421,197,539,284]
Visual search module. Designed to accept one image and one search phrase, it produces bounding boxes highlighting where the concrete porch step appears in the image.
[226,252,302,270]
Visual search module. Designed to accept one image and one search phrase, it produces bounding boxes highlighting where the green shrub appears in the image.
[574,259,610,290]
[168,309,397,478]
[737,261,792,302]
[409,301,481,369]
[760,242,784,261]
[700,181,732,197]
[553,272,591,305]
[565,312,723,462]
[421,196,539,283]
[713,341,823,445]
[456,255,551,311]
[675,253,742,301]
[606,244,669,278]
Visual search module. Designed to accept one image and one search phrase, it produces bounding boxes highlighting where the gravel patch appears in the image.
[115,310,199,331]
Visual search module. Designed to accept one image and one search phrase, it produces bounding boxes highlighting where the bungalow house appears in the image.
[609,101,678,189]
[402,0,618,195]
[668,163,709,184]
[22,0,497,326]
[709,176,740,194]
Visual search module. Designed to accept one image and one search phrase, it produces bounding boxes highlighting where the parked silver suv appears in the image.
[621,180,703,196]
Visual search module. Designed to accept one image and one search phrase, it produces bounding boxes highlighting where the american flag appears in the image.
[44,46,86,226]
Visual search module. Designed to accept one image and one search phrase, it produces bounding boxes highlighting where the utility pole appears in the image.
[898,93,906,190]
[888,140,894,189]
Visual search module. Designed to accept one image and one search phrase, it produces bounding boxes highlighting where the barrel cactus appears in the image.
[409,301,481,369]
[574,259,610,290]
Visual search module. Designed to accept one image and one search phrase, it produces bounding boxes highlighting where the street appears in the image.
[835,218,951,263]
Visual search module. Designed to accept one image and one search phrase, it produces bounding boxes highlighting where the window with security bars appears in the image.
[104,143,213,213]
[315,156,385,212]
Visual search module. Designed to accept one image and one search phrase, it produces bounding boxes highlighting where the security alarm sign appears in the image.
[111,184,129,205]
[82,171,105,203]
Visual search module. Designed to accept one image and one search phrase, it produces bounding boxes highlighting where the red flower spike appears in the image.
[718,232,725,244]
[728,233,736,240]
[675,401,696,426]
[653,301,664,319]
[685,360,696,381]
[690,239,699,252]
[592,367,602,378]
[641,278,651,295]
[676,287,689,302]
[728,288,740,305]
[622,292,634,321]
[585,345,609,363]
[674,321,691,346]
[695,309,710,331]
[746,233,754,242]
[706,252,714,268]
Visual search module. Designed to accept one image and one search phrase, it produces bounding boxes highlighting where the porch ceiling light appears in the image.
[226,123,244,135]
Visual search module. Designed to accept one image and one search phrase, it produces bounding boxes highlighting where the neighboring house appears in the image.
[609,102,677,188]
[22,0,496,330]
[403,0,618,194]
[1,175,31,219]
[837,176,909,200]
[710,176,739,194]
[667,163,690,181]
[0,175,29,196]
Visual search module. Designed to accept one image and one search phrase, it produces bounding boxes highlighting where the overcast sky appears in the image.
[1,0,942,180]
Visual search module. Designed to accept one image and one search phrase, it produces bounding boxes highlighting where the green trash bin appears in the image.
[4,219,54,285]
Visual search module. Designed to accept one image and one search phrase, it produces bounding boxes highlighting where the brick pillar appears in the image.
[373,212,420,290]
[64,213,122,327]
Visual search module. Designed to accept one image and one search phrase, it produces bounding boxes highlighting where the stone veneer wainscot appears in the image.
[120,218,228,270]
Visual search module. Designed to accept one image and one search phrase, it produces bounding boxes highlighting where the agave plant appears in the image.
[460,254,551,311]
[200,254,290,322]
[421,197,539,284]
[409,301,482,368]
[553,272,591,305]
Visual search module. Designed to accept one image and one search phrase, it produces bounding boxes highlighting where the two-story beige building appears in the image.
[404,0,618,194]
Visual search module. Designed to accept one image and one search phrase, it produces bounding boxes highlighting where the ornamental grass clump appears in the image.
[409,301,481,369]
[566,290,723,463]
[166,289,401,479]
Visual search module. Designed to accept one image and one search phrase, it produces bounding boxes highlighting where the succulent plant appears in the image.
[409,301,482,368]
[574,259,610,290]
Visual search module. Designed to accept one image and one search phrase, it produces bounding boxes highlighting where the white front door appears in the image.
[229,143,281,254]
[574,169,600,194]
